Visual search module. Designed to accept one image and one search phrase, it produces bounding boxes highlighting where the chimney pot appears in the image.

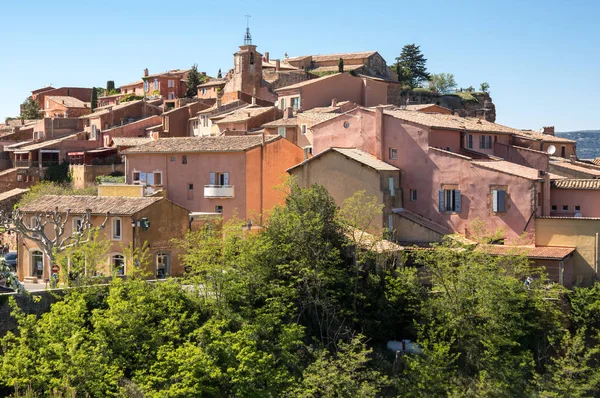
[542,126,555,136]
[144,68,149,77]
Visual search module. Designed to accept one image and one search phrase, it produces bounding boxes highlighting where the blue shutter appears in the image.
[210,172,215,185]
[492,190,498,212]
[454,190,462,213]
[438,190,445,213]
[498,190,506,212]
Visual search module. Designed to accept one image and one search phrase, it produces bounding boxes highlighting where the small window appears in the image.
[201,88,207,95]
[343,121,350,129]
[562,205,568,212]
[182,155,188,165]
[492,189,507,213]
[168,80,174,88]
[438,189,461,213]
[291,97,300,110]
[278,127,286,138]
[133,171,140,181]
[466,134,474,149]
[301,124,307,135]
[170,156,176,162]
[112,218,122,240]
[154,172,162,185]
[215,205,223,214]
[188,183,194,190]
[410,189,417,201]
[389,148,398,160]
[575,205,581,212]
[72,217,83,234]
[551,205,557,212]
[111,254,125,276]
[17,174,23,182]
[168,92,175,100]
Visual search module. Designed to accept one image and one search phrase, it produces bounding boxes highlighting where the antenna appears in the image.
[244,14,252,45]
[547,145,556,155]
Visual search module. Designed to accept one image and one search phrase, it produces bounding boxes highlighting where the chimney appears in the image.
[251,96,256,106]
[331,98,338,107]
[570,155,577,164]
[542,126,555,136]
[284,106,293,119]
[143,68,149,77]
[264,52,270,62]
[275,59,280,71]
[375,106,384,160]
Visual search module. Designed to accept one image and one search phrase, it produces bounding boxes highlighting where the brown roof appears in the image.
[197,79,227,88]
[262,60,298,70]
[471,160,542,180]
[287,51,377,63]
[145,69,190,79]
[405,104,452,113]
[551,179,600,190]
[297,110,341,124]
[0,188,29,202]
[80,100,144,119]
[20,195,162,215]
[46,96,88,108]
[384,108,521,135]
[479,244,575,260]
[275,73,346,92]
[592,157,600,166]
[262,118,298,127]
[516,131,576,144]
[309,65,363,74]
[120,80,143,88]
[123,135,280,154]
[8,133,82,152]
[110,137,153,147]
[549,159,600,177]
[214,107,275,124]
[288,147,400,173]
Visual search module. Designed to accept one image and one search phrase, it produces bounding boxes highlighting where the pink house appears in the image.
[122,135,305,223]
[275,73,387,112]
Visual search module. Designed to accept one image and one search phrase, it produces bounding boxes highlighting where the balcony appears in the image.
[14,160,30,168]
[204,185,234,198]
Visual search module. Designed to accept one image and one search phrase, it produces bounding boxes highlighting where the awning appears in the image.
[86,148,116,154]
[67,151,85,156]
[40,149,60,153]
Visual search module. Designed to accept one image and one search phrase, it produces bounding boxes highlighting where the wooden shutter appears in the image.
[454,190,462,213]
[438,190,445,213]
[223,172,229,186]
[210,172,215,185]
[479,135,483,149]
[492,190,498,212]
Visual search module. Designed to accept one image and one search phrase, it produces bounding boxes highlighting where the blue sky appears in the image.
[0,0,598,131]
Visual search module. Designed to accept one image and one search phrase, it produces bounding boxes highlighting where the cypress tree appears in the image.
[338,58,344,73]
[90,88,98,112]
[217,68,222,79]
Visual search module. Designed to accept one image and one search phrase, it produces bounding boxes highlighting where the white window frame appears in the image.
[410,189,417,202]
[278,127,286,138]
[168,79,174,88]
[111,217,122,241]
[30,249,44,279]
[389,148,398,160]
[72,217,84,234]
[301,124,307,135]
[109,253,125,276]
[492,189,507,213]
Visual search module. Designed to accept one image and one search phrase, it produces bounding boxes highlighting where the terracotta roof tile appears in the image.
[123,135,280,154]
[46,96,88,108]
[120,80,143,88]
[197,79,227,88]
[479,244,575,260]
[516,131,576,143]
[551,179,600,190]
[392,208,453,236]
[549,159,600,177]
[8,133,82,152]
[287,51,377,63]
[288,147,399,173]
[214,107,275,124]
[471,160,542,180]
[111,137,153,147]
[262,118,298,127]
[0,188,29,202]
[20,195,162,215]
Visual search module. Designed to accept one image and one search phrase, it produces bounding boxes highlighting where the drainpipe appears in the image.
[595,232,598,275]
[260,132,265,225]
[375,106,383,159]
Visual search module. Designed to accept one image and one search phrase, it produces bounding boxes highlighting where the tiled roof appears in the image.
[384,108,521,135]
[262,60,298,70]
[123,135,280,154]
[472,160,542,180]
[516,131,576,143]
[110,137,153,147]
[549,159,600,177]
[392,208,453,236]
[214,107,274,124]
[551,179,600,190]
[20,195,162,215]
[145,69,190,79]
[0,188,29,202]
[404,104,452,113]
[197,79,227,88]
[346,228,404,253]
[0,168,17,177]
[120,80,143,88]
[8,133,81,152]
[81,100,144,119]
[288,51,377,63]
[479,245,575,260]
[297,110,341,124]
[288,147,399,173]
[309,65,363,73]
[46,96,88,108]
[275,73,344,91]
[31,86,55,94]
[262,118,298,127]
[592,157,600,166]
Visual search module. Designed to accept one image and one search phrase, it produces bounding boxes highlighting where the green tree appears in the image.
[217,68,222,79]
[428,73,457,94]
[42,160,71,183]
[186,64,203,98]
[480,82,490,93]
[90,87,98,112]
[338,58,344,73]
[19,97,41,120]
[395,44,430,88]
[16,181,97,208]
[106,80,115,93]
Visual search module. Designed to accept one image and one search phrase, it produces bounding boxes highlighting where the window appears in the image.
[438,189,461,213]
[343,121,350,129]
[388,177,395,197]
[188,183,194,190]
[278,127,286,138]
[31,250,43,279]
[466,134,474,149]
[168,92,175,100]
[551,205,557,212]
[492,189,507,213]
[210,172,229,186]
[301,124,307,135]
[154,172,162,185]
[575,205,581,212]
[201,88,207,95]
[561,146,566,158]
[112,218,122,240]
[144,80,149,92]
[156,252,170,279]
[389,148,398,160]
[410,189,417,201]
[291,97,300,110]
[279,98,287,111]
[562,205,569,212]
[479,135,492,149]
[17,174,22,182]
[111,254,125,276]
[187,183,194,200]
[170,156,176,162]
[215,205,223,214]
[72,217,83,234]
[388,214,393,234]
[154,78,159,91]
[168,80,174,88]
[182,155,188,164]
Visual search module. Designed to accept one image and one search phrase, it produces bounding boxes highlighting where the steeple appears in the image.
[244,14,252,45]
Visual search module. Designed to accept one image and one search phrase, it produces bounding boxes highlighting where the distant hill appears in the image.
[557,130,600,159]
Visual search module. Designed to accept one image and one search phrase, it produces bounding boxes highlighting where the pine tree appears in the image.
[186,64,203,98]
[19,97,41,120]
[338,58,344,73]
[217,68,222,79]
[90,88,98,112]
[395,44,430,88]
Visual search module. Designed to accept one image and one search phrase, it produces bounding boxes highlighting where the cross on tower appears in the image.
[244,14,252,45]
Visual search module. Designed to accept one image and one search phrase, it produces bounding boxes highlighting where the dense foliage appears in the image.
[395,44,430,88]
[19,97,41,120]
[1,183,599,396]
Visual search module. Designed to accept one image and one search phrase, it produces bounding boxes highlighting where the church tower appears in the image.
[227,18,263,98]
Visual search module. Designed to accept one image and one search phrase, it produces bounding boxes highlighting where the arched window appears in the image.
[31,250,43,279]
[111,254,125,276]
[156,252,170,279]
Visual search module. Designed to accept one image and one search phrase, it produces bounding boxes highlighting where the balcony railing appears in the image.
[14,160,30,168]
[204,185,234,198]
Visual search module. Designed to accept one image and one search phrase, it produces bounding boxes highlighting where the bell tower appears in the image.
[229,16,263,98]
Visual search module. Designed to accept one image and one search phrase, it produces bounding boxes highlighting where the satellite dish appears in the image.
[575,212,583,218]
[547,145,556,155]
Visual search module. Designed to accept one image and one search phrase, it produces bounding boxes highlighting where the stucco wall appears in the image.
[394,215,444,243]
[494,143,549,170]
[550,189,600,218]
[535,217,600,286]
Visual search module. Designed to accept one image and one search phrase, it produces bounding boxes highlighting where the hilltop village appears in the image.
[2,32,600,289]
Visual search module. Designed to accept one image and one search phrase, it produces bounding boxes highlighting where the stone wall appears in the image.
[263,70,314,90]
[387,87,496,122]
[0,290,62,337]
[70,163,125,189]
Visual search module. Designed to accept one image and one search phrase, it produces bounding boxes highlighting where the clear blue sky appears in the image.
[0,0,598,131]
